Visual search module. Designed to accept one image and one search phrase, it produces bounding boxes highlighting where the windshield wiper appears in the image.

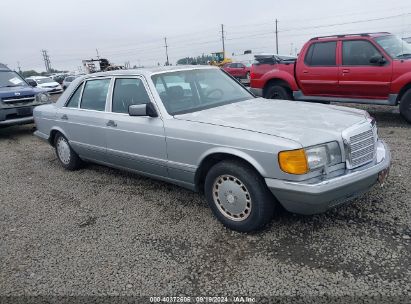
[0,84,24,88]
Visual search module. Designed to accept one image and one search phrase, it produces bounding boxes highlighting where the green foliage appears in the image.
[176,54,213,65]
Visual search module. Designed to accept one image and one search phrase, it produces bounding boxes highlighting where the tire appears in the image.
[400,89,411,123]
[54,133,83,170]
[204,160,277,232]
[265,85,292,100]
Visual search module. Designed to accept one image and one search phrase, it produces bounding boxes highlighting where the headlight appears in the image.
[279,142,342,175]
[35,92,51,103]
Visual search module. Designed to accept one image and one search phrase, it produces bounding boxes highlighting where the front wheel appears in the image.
[400,89,411,123]
[54,133,83,170]
[204,160,276,232]
[265,85,292,100]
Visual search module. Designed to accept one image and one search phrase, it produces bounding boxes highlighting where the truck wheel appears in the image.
[204,160,276,232]
[265,85,292,100]
[54,133,83,170]
[400,89,411,123]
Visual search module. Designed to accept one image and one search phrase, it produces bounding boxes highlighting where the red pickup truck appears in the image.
[250,32,411,123]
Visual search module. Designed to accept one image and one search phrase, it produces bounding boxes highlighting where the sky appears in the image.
[1,0,410,72]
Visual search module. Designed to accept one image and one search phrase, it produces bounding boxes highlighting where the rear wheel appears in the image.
[265,85,292,100]
[204,160,277,232]
[54,133,83,170]
[400,89,411,123]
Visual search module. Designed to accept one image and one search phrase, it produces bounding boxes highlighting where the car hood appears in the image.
[0,85,46,98]
[174,98,368,147]
[38,82,60,87]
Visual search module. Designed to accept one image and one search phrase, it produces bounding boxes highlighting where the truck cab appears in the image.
[250,33,411,123]
[0,64,52,127]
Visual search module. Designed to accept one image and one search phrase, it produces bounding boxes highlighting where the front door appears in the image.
[338,39,392,99]
[296,41,339,96]
[104,77,167,177]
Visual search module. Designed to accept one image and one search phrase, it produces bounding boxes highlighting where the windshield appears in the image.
[374,35,411,58]
[36,77,54,84]
[151,69,253,115]
[0,71,27,88]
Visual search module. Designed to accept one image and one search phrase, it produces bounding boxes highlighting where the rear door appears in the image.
[338,39,392,99]
[296,41,339,96]
[57,78,111,162]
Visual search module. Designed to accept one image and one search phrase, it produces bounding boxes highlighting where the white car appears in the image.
[25,76,63,94]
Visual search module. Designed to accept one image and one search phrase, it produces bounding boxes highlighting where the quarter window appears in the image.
[65,83,83,108]
[305,42,337,66]
[80,78,110,111]
[342,40,382,66]
[112,78,151,114]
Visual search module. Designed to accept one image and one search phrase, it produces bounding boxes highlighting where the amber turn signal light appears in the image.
[278,149,309,175]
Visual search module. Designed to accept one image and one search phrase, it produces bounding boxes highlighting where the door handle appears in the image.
[61,114,68,120]
[342,69,350,74]
[303,70,309,74]
[106,120,117,127]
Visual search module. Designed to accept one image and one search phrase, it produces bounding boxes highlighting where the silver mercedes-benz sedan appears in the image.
[33,66,391,232]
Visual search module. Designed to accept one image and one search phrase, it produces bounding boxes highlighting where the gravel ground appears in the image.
[0,99,410,302]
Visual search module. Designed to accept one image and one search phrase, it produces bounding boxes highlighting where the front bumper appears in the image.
[0,103,48,126]
[265,140,391,215]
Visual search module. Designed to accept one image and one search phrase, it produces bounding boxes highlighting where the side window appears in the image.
[80,78,110,111]
[305,41,337,66]
[66,83,83,108]
[112,78,151,114]
[343,40,381,66]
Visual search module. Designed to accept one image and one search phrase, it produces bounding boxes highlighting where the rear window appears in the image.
[305,42,337,66]
[80,78,110,111]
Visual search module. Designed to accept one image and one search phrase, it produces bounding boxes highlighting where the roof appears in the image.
[84,65,217,79]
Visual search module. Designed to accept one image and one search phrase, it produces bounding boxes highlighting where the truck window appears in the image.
[342,40,381,66]
[305,42,336,66]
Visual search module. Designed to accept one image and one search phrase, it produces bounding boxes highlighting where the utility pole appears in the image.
[96,48,100,59]
[221,24,226,54]
[17,61,22,74]
[275,19,279,54]
[164,37,170,66]
[41,50,52,73]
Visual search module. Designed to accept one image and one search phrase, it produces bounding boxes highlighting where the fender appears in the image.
[49,126,69,145]
[391,71,411,96]
[197,147,269,178]
[261,68,299,92]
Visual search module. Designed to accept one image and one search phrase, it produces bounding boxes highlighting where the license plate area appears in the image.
[16,107,33,117]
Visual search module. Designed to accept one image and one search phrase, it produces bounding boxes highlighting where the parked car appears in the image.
[0,64,51,126]
[33,66,391,232]
[62,75,78,90]
[222,62,252,83]
[26,76,63,94]
[250,32,411,123]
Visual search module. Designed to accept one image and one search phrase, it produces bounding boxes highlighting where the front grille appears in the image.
[1,95,35,104]
[347,127,376,169]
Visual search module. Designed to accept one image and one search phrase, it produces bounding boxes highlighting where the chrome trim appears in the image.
[2,97,35,103]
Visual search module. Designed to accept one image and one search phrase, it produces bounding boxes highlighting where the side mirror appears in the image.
[369,55,386,65]
[27,80,37,87]
[129,103,158,117]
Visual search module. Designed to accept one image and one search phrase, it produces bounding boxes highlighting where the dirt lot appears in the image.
[0,97,410,301]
